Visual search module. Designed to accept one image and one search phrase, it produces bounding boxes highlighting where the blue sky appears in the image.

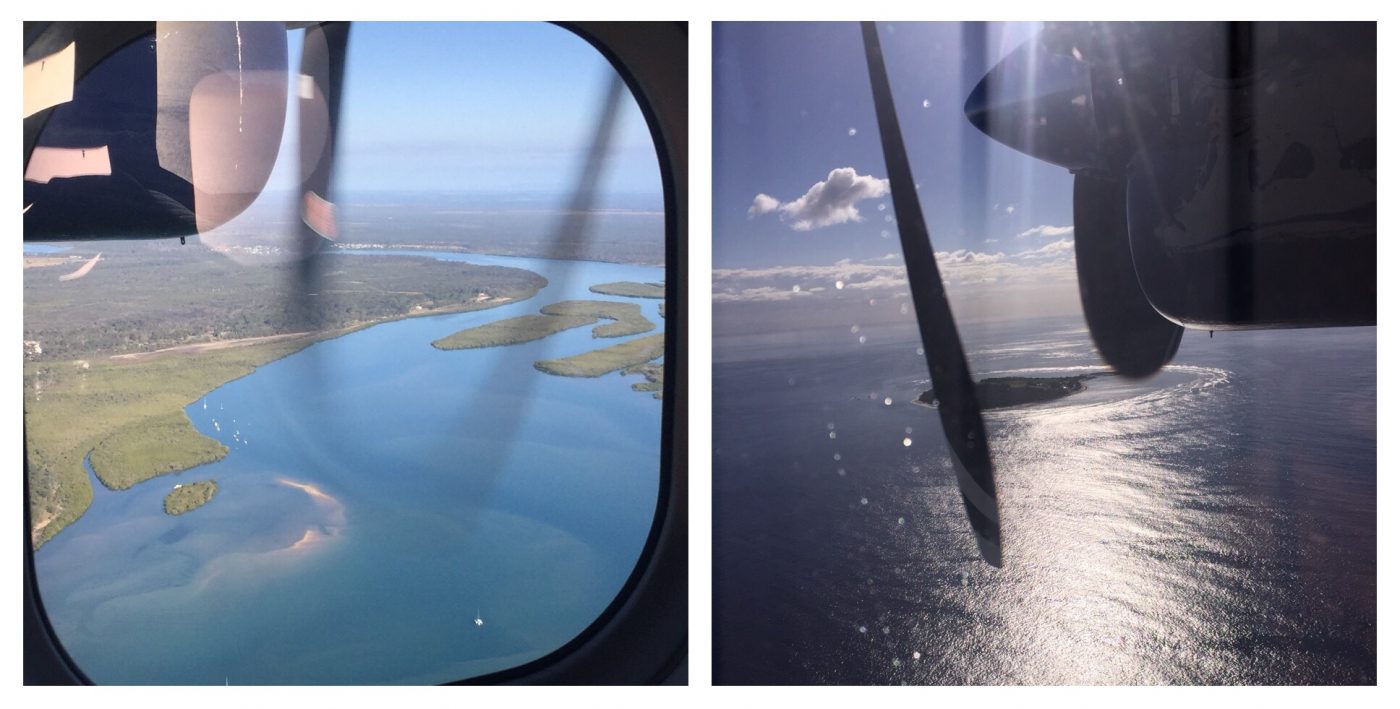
[264,22,660,202]
[713,21,1085,326]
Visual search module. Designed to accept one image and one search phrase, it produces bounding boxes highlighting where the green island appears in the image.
[624,362,665,400]
[432,299,653,350]
[163,480,219,516]
[25,242,545,549]
[916,374,1101,411]
[589,281,665,299]
[534,333,666,378]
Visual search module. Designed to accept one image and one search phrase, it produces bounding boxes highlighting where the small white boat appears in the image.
[474,608,484,628]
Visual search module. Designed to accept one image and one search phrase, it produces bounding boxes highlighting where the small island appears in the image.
[589,281,665,299]
[917,374,1099,411]
[432,300,654,350]
[624,361,665,399]
[163,479,218,516]
[535,333,666,378]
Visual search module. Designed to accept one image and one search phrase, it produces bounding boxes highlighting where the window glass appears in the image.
[713,21,1374,685]
[25,22,665,685]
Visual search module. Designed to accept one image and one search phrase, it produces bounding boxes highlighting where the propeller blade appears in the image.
[289,22,350,332]
[860,21,1002,567]
[962,33,1100,172]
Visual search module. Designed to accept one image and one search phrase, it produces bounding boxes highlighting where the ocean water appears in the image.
[32,251,664,685]
[713,317,1375,685]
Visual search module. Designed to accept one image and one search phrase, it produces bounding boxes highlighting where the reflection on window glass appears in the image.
[24,22,665,685]
[713,21,1374,685]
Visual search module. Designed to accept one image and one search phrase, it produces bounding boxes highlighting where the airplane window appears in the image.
[25,22,666,685]
[713,21,1374,685]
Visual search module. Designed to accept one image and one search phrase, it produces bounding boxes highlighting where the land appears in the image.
[624,362,665,400]
[25,241,546,548]
[219,194,666,266]
[432,299,653,350]
[23,241,546,361]
[916,374,1099,411]
[534,333,666,378]
[90,411,228,490]
[589,281,665,299]
[163,480,219,516]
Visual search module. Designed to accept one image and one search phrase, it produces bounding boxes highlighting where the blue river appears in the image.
[32,250,665,685]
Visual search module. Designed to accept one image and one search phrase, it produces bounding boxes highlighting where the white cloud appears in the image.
[1018,238,1075,259]
[1016,224,1074,240]
[749,167,890,231]
[712,236,1079,305]
[748,193,779,217]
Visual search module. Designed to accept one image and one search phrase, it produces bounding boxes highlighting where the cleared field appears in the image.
[433,299,654,350]
[589,281,665,299]
[163,480,219,516]
[534,333,666,378]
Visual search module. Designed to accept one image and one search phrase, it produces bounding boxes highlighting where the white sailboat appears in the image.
[474,608,484,628]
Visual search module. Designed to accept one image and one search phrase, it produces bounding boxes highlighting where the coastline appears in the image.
[26,261,547,550]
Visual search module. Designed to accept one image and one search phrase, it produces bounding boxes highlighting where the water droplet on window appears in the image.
[880,230,890,238]
[902,437,912,447]
[827,422,836,430]
[835,280,845,290]
[897,516,905,525]
[848,127,857,136]
[912,651,922,660]
[787,376,796,386]
[922,99,931,108]
[860,497,869,505]
[878,203,887,211]
[834,453,842,461]
[883,397,892,406]
[859,625,868,634]
[885,214,894,222]
[904,426,913,434]
[882,626,890,635]
[837,467,846,477]
[828,431,837,439]
[916,347,924,356]
[893,658,902,667]
[850,325,860,334]
[858,335,867,344]
[791,285,801,293]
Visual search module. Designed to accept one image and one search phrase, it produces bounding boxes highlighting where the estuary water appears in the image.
[33,250,665,685]
[713,318,1375,685]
